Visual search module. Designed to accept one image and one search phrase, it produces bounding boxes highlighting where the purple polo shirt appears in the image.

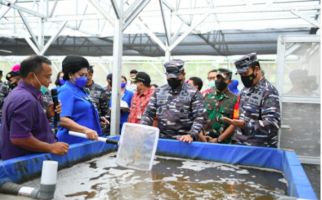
[0,81,55,160]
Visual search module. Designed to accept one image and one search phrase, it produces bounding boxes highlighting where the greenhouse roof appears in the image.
[0,0,320,56]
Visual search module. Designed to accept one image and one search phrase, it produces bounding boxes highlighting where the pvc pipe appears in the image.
[37,161,58,200]
[0,161,58,199]
[69,131,118,145]
[0,181,36,195]
[69,131,107,142]
[40,161,58,185]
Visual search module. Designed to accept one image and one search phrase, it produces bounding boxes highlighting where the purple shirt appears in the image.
[0,81,55,160]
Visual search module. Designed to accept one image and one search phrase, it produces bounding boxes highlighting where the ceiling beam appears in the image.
[88,0,114,27]
[123,0,151,31]
[169,13,209,51]
[40,20,67,55]
[0,0,45,18]
[290,9,320,28]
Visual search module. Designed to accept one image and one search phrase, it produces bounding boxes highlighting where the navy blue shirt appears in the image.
[57,81,102,144]
[0,81,55,160]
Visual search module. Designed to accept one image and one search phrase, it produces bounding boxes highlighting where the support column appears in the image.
[165,49,171,61]
[110,0,123,135]
[38,0,45,50]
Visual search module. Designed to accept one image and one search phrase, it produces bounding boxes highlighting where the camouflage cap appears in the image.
[234,53,257,74]
[164,59,184,78]
[216,68,232,80]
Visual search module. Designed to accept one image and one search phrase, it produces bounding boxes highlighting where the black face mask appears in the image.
[215,80,227,91]
[167,78,182,89]
[241,73,256,88]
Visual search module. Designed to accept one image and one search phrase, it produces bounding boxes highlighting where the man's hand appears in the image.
[178,134,193,143]
[49,142,69,155]
[84,128,98,140]
[100,117,110,126]
[208,137,218,143]
[47,102,62,118]
[100,117,109,129]
[222,117,245,128]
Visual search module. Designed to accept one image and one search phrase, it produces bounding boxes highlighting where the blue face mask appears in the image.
[75,76,88,88]
[121,82,127,89]
[59,78,65,85]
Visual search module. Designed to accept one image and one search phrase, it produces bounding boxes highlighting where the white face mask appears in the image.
[207,80,216,88]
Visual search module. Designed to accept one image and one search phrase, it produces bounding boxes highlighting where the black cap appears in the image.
[134,72,151,86]
[234,53,257,74]
[164,59,184,78]
[5,71,19,81]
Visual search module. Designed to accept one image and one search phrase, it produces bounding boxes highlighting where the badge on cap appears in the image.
[164,59,184,79]
[234,53,257,74]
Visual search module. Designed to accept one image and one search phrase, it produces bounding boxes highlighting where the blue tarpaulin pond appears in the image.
[0,136,317,199]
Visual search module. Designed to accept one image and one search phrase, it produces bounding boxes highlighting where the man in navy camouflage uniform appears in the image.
[85,66,110,118]
[1,69,21,125]
[0,70,9,126]
[141,59,205,143]
[223,53,280,148]
[0,70,9,109]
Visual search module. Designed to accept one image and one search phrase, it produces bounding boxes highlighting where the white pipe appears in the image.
[0,161,58,199]
[69,131,107,142]
[40,161,58,185]
[69,131,119,144]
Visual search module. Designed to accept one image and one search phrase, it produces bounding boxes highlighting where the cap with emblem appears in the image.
[234,53,257,74]
[164,59,184,79]
[134,72,151,86]
[216,68,232,80]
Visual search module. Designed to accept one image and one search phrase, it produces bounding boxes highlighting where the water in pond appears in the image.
[21,153,288,200]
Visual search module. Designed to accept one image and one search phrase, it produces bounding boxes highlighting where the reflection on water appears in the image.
[102,157,286,200]
[23,154,287,200]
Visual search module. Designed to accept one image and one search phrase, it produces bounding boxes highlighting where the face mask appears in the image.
[215,80,227,91]
[33,73,45,91]
[121,82,127,89]
[59,78,65,85]
[167,78,182,89]
[208,80,215,88]
[241,73,256,88]
[75,76,88,88]
[40,85,48,95]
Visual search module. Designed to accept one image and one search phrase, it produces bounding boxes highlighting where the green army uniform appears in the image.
[204,88,238,143]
